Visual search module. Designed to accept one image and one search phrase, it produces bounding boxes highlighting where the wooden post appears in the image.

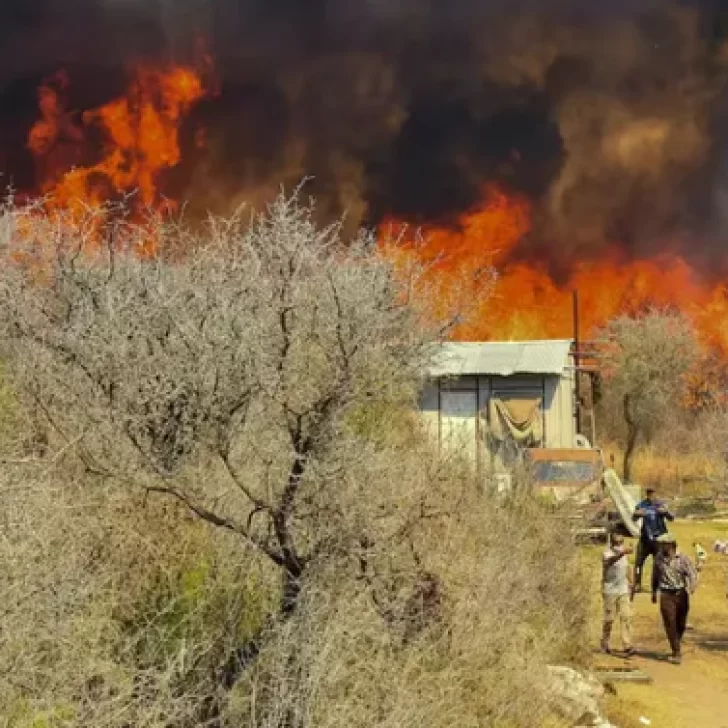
[573,290,581,436]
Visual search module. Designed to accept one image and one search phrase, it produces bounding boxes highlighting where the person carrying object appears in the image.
[633,487,674,592]
[652,533,698,665]
[601,532,635,657]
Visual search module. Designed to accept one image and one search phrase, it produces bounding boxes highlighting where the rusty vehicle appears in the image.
[526,447,604,504]
[525,448,639,542]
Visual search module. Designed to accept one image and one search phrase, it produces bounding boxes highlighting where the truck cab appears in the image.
[524,447,638,542]
[525,447,605,504]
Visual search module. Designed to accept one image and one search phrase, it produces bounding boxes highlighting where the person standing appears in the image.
[652,534,698,664]
[601,532,635,656]
[694,542,707,572]
[633,487,674,591]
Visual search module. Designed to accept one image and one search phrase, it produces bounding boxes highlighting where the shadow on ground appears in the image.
[696,637,728,652]
[631,649,671,663]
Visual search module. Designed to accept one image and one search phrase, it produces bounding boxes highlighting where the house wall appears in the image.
[544,366,577,449]
[418,369,577,468]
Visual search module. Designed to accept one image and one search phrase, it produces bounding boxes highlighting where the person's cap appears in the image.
[645,487,656,494]
[656,534,677,544]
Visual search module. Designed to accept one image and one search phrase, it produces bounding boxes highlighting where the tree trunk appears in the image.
[197,563,304,727]
[282,564,302,616]
[623,393,639,484]
[202,453,307,722]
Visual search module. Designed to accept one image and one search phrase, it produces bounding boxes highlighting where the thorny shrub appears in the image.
[0,455,589,728]
[0,194,588,727]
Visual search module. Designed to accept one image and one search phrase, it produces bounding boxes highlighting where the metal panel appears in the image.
[491,375,543,390]
[428,340,572,377]
[543,376,560,448]
[478,376,492,473]
[543,370,577,448]
[440,375,478,391]
[440,391,478,463]
[418,382,439,411]
[418,382,440,441]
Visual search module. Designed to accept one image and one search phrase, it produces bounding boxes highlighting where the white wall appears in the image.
[440,390,479,462]
[419,382,439,442]
[544,368,577,448]
[419,370,577,465]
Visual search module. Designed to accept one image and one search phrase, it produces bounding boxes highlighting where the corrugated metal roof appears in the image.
[428,340,573,377]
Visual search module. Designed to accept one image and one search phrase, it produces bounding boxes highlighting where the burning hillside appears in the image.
[382,186,728,353]
[2,0,728,342]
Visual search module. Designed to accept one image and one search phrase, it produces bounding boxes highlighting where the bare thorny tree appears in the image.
[0,193,480,717]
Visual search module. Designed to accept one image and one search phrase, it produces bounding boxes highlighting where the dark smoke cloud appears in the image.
[2,0,728,271]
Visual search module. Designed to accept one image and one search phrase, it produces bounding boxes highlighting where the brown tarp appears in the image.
[488,395,543,445]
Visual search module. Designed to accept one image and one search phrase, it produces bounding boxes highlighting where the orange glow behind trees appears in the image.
[22,65,728,355]
[380,186,728,354]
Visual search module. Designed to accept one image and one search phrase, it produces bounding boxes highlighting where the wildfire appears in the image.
[19,61,728,357]
[380,187,728,355]
[26,64,206,243]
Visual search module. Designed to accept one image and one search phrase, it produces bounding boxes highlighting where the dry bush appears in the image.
[0,190,446,607]
[230,476,590,728]
[0,192,452,720]
[0,194,588,727]
[0,461,277,727]
[0,446,590,728]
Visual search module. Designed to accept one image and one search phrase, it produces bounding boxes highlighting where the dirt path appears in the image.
[587,522,728,728]
[633,652,728,727]
[599,591,728,728]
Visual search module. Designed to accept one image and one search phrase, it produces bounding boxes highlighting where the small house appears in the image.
[419,340,578,472]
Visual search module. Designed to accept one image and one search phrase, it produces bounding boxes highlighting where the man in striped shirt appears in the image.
[651,534,698,665]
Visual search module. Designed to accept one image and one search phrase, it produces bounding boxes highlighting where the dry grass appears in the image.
[0,461,278,727]
[600,442,723,498]
[230,489,592,728]
[0,450,592,728]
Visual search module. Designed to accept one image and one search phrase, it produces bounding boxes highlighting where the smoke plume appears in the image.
[2,0,728,271]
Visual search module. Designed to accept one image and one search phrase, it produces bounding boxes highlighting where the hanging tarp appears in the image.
[489,395,543,445]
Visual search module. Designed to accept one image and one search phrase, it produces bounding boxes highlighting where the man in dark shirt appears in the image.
[633,487,674,591]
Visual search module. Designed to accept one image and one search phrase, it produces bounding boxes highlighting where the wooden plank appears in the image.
[593,668,653,684]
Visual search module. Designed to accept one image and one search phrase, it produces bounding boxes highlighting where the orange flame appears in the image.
[380,186,728,355]
[27,64,206,248]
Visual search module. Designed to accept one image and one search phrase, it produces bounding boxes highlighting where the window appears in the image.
[531,460,597,483]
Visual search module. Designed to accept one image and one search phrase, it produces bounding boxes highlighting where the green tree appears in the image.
[599,309,700,483]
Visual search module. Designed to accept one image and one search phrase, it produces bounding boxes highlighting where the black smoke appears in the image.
[2,0,728,271]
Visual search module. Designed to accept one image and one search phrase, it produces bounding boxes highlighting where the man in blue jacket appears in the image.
[633,487,675,592]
